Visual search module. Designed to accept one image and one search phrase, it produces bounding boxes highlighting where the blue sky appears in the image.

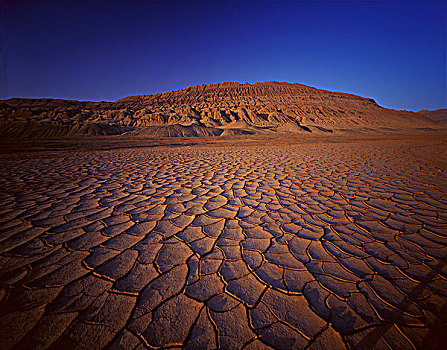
[1,0,446,111]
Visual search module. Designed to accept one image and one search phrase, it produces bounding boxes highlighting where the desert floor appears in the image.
[0,136,446,349]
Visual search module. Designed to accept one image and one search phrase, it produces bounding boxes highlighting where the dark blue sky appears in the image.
[1,0,446,111]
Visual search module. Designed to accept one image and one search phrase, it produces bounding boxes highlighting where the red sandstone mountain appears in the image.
[0,81,442,138]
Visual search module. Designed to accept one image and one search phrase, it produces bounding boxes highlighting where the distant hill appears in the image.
[418,109,447,126]
[0,81,442,138]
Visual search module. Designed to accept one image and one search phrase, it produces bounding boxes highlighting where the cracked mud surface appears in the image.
[0,139,446,349]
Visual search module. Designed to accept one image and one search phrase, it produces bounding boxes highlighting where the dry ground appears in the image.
[0,137,446,349]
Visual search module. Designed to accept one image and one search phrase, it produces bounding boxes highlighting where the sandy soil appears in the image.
[0,137,446,349]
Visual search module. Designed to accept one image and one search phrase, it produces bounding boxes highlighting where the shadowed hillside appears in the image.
[418,109,447,126]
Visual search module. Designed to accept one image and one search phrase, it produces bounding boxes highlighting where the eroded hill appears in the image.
[0,81,442,138]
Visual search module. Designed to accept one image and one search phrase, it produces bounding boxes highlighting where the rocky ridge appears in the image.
[0,81,441,138]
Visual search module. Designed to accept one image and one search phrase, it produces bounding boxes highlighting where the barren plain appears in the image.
[0,135,446,349]
[1,82,447,349]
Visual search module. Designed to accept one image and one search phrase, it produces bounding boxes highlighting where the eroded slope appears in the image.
[1,82,441,138]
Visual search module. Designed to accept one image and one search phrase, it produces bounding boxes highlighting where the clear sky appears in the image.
[1,0,446,111]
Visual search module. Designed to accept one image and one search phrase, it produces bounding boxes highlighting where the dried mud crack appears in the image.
[0,139,446,349]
